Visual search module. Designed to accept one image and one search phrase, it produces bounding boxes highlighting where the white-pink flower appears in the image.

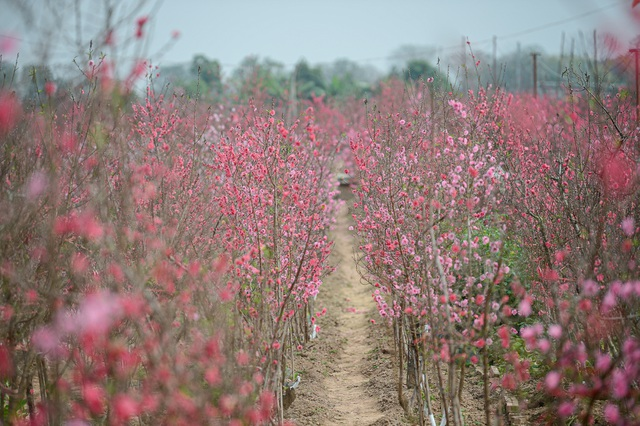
[548,324,562,339]
[621,217,635,237]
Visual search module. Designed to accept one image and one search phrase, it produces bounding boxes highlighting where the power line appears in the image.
[346,0,627,67]
[491,0,625,43]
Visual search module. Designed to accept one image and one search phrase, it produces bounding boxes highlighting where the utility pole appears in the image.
[288,66,298,124]
[593,30,600,100]
[492,35,497,87]
[630,48,640,122]
[558,32,565,97]
[516,42,521,92]
[462,36,468,93]
[531,52,539,98]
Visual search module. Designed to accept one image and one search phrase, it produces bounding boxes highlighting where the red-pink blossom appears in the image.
[545,371,561,391]
[44,81,57,96]
[0,91,21,134]
[82,384,105,415]
[604,403,620,423]
[557,401,574,418]
[135,16,148,39]
[112,394,139,422]
[610,369,628,399]
[548,324,562,339]
[0,33,18,53]
[518,298,532,317]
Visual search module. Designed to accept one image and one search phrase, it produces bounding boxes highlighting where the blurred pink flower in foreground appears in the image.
[622,217,636,237]
[33,291,124,356]
[0,34,19,54]
[0,91,21,134]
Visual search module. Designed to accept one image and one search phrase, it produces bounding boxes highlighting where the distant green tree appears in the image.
[403,59,439,82]
[18,64,61,105]
[231,56,288,101]
[191,55,222,88]
[323,58,376,99]
[160,55,222,98]
[396,59,448,91]
[294,60,326,99]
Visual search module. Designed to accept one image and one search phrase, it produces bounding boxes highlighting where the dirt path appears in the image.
[285,192,408,425]
[317,201,385,425]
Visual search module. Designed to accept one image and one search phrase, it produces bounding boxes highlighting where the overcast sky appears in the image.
[1,0,638,72]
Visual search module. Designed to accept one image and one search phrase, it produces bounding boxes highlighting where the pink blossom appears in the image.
[32,327,64,356]
[521,323,542,347]
[236,350,249,365]
[82,384,105,415]
[604,404,620,423]
[205,367,220,385]
[557,401,574,418]
[44,81,56,96]
[135,16,149,39]
[497,326,510,348]
[545,371,561,391]
[621,217,635,237]
[76,291,123,335]
[518,298,532,317]
[548,324,562,339]
[70,252,90,275]
[602,153,633,193]
[0,33,19,54]
[580,279,599,297]
[595,353,611,373]
[25,171,48,201]
[601,291,617,313]
[501,373,516,390]
[0,91,21,134]
[610,369,628,398]
[537,339,550,352]
[113,394,139,421]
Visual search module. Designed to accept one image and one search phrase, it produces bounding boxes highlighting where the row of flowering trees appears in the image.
[500,87,640,424]
[0,55,340,424]
[350,78,639,424]
[1,30,639,426]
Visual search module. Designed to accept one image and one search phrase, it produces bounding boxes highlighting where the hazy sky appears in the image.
[1,0,638,73]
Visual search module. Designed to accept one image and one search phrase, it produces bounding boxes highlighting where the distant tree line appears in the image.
[11,35,640,104]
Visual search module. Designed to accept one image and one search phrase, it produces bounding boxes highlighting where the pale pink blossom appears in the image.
[621,217,635,237]
[545,371,561,390]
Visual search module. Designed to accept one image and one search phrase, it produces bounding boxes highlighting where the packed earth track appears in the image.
[285,189,409,425]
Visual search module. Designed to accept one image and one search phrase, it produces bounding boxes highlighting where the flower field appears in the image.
[1,15,639,426]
